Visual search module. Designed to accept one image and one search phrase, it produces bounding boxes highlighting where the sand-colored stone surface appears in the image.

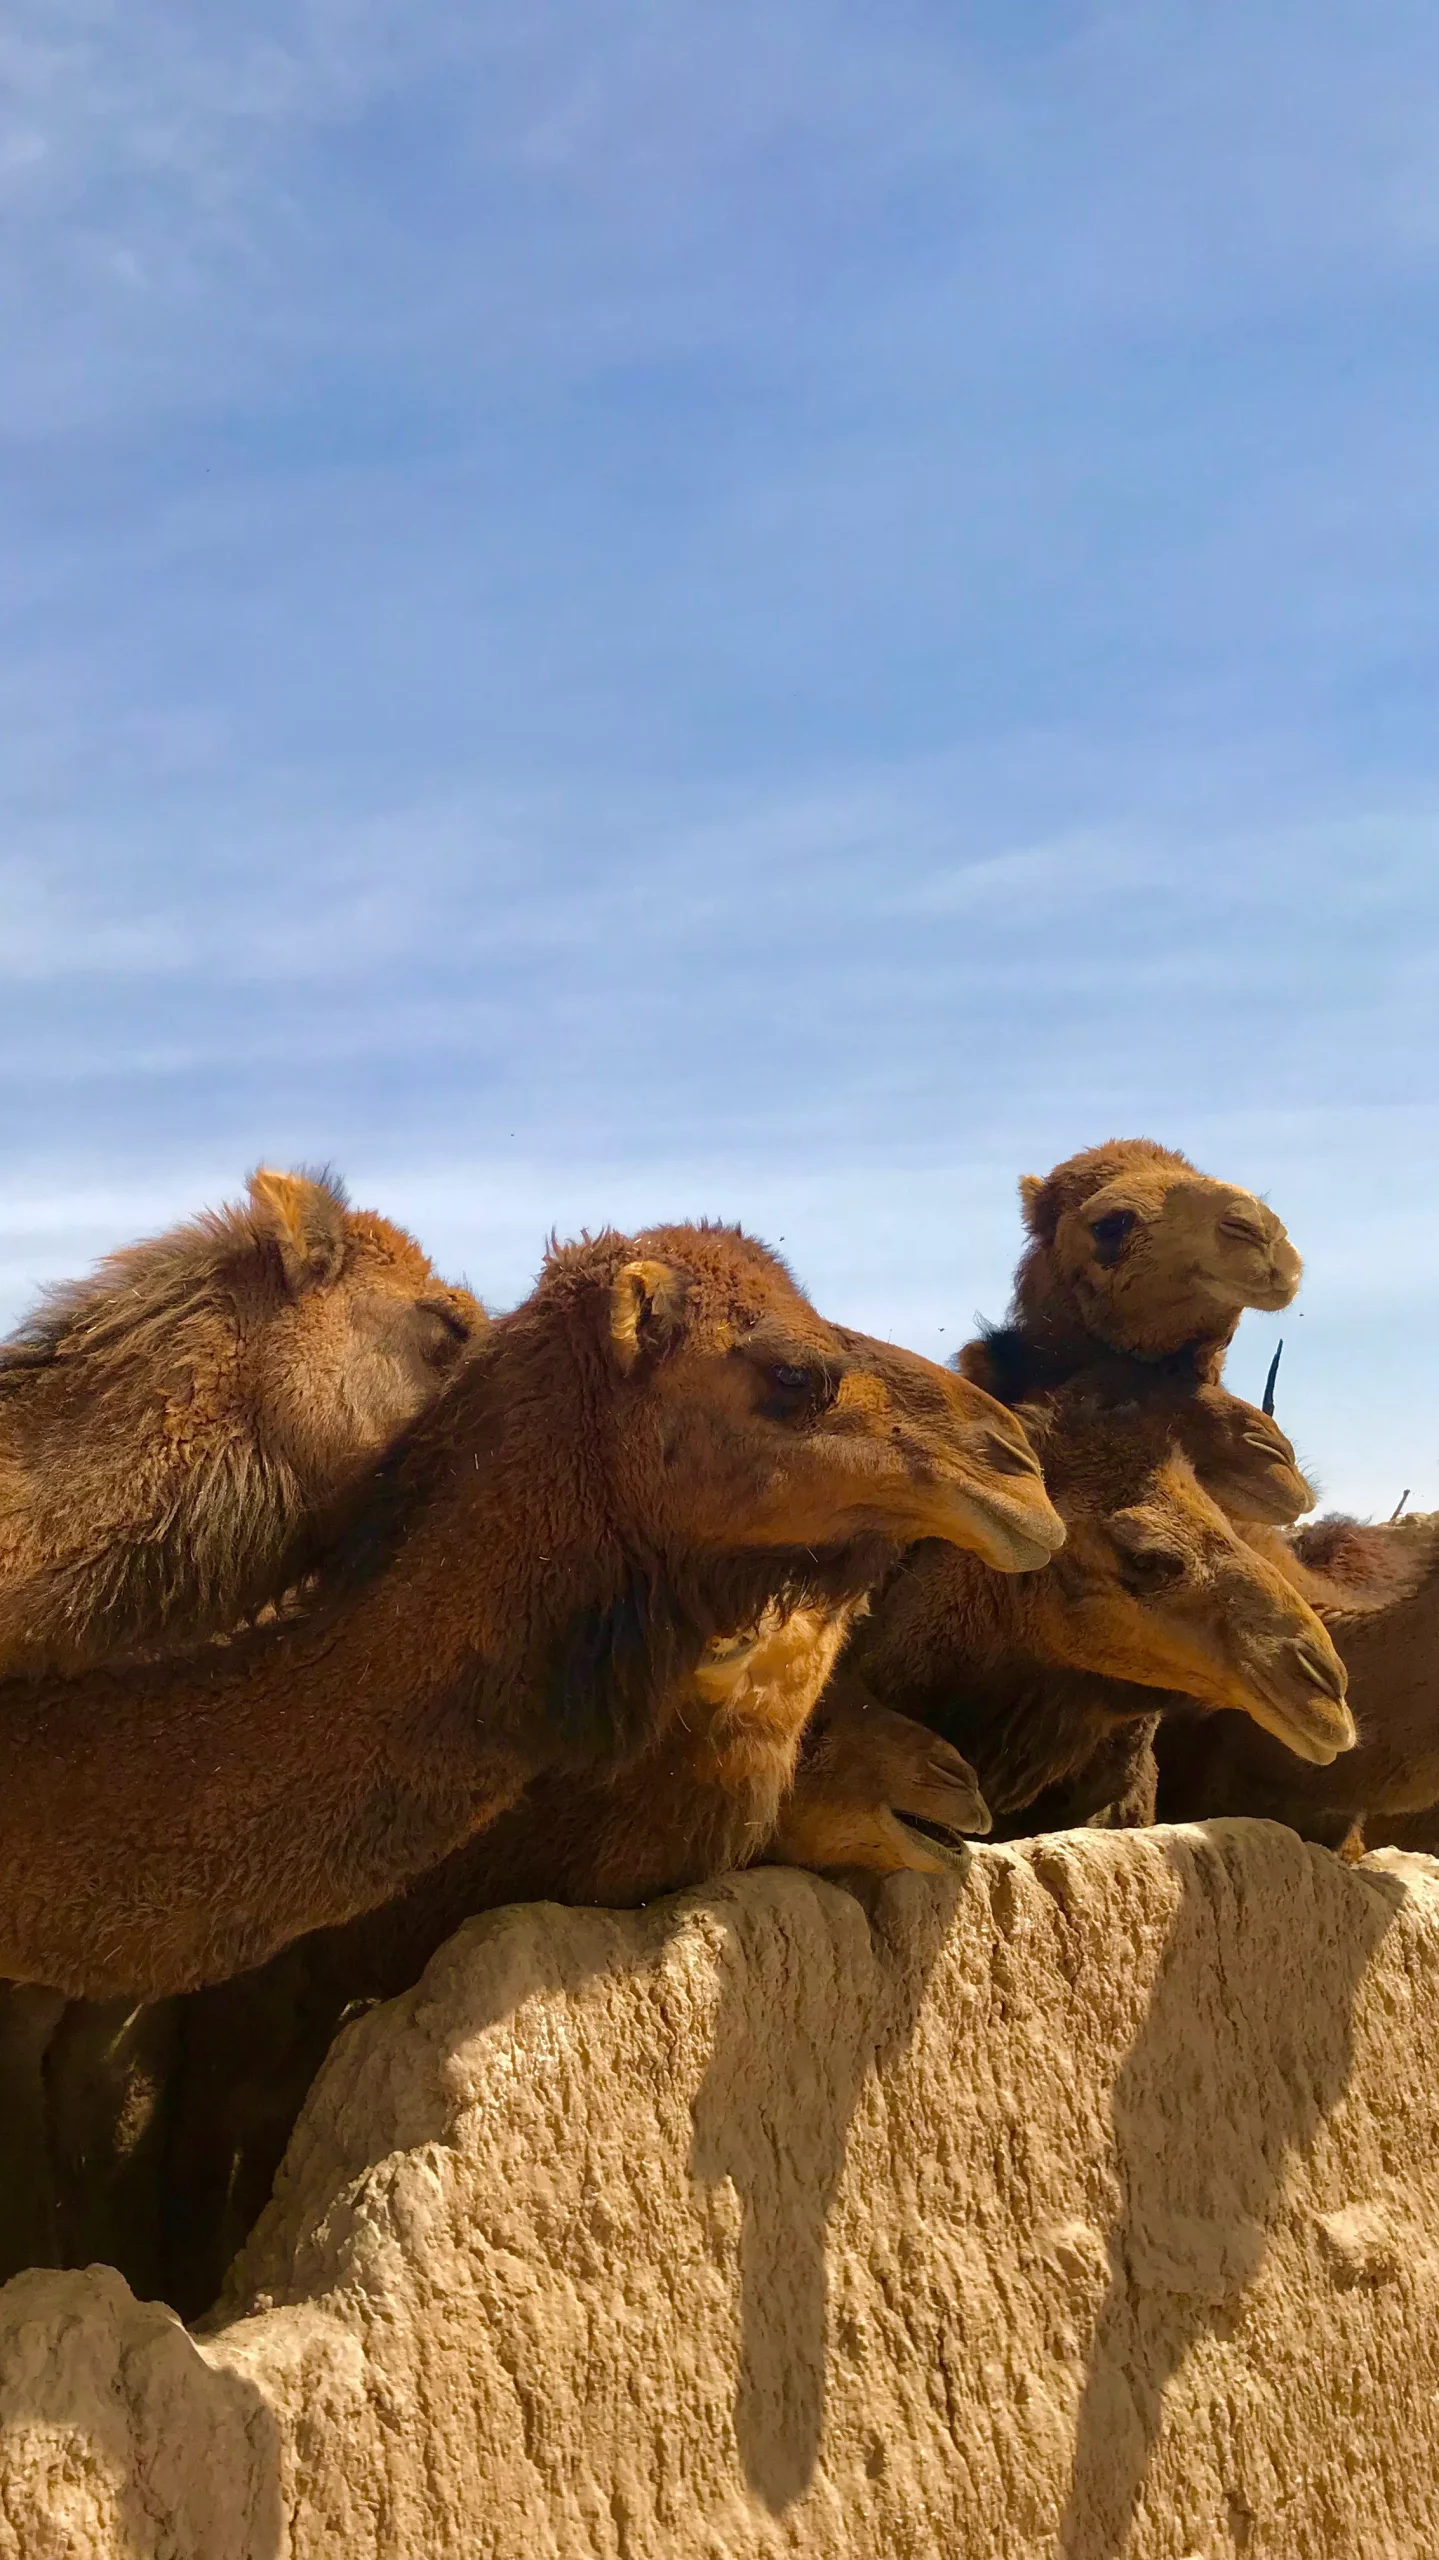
[3,1823,1439,2559]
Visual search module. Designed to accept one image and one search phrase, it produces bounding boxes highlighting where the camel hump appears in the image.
[247,1168,349,1294]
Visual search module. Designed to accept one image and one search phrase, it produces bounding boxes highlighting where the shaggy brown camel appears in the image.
[957,1137,1301,1394]
[18,1372,1355,2316]
[849,1358,1352,1829]
[16,1689,982,2316]
[0,1222,1063,2000]
[0,1168,483,1676]
[1154,1517,1439,1852]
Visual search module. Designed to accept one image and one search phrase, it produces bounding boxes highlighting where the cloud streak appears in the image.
[1,3,1437,1515]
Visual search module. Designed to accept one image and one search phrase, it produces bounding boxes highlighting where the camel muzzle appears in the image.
[1240,1635,1356,1767]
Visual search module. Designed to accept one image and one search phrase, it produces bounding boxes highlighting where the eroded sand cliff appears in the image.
[3,1824,1438,2560]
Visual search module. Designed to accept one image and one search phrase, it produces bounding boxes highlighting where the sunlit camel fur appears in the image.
[850,1361,1352,1829]
[0,1169,483,1677]
[0,1224,1063,2000]
[957,1137,1301,1393]
[1155,1518,1439,1854]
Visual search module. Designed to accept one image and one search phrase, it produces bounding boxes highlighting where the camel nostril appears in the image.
[1290,1638,1348,1705]
[976,1429,1043,1480]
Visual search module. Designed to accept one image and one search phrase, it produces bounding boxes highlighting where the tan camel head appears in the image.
[0,1170,486,1676]
[241,1169,483,1489]
[1012,1138,1301,1364]
[1022,1368,1350,1764]
[548,1223,1065,1575]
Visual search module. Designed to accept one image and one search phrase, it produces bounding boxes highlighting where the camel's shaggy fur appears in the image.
[0,1169,483,1676]
[0,1221,1061,2000]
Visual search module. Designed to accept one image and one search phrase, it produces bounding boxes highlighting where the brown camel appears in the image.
[849,1358,1352,1829]
[0,1222,1063,2001]
[17,1368,1354,2317]
[21,1683,981,2317]
[1154,1517,1439,1853]
[957,1137,1301,1394]
[0,1168,483,1677]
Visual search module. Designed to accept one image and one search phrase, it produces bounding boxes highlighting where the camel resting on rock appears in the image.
[849,1356,1352,1831]
[0,1168,483,1677]
[13,1355,1355,2317]
[1154,1514,1439,1854]
[0,1221,1063,2001]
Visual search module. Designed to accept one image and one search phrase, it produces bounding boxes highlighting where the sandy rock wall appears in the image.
[3,1824,1439,2560]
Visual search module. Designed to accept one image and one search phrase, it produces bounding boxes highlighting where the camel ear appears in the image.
[608,1259,690,1373]
[1018,1173,1049,1237]
[954,1338,999,1393]
[248,1168,347,1294]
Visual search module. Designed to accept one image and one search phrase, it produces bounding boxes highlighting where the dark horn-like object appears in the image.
[1261,1340,1283,1418]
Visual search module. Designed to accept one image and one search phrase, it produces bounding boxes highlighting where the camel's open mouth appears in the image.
[1239,1638,1356,1766]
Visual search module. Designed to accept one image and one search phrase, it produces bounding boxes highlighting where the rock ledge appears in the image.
[3,1825,1438,2560]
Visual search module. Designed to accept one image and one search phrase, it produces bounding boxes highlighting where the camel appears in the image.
[9,1684,983,2317]
[0,1168,484,1676]
[13,1364,1357,2316]
[848,1358,1352,1828]
[0,1222,1064,2001]
[957,1138,1301,1395]
[1154,1516,1439,1853]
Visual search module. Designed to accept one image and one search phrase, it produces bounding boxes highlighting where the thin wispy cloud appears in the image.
[2,1,1437,1514]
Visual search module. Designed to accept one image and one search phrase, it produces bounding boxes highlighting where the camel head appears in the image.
[243,1169,484,1492]
[554,1224,1066,1577]
[1012,1138,1301,1364]
[1164,1381,1314,1524]
[1023,1367,1351,1766]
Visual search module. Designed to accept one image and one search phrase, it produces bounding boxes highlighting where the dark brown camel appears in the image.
[849,1358,1351,1830]
[14,1686,975,2318]
[0,1222,1062,2001]
[20,1368,1353,2319]
[12,1364,1354,2315]
[1154,1517,1439,1853]
[0,1167,483,1675]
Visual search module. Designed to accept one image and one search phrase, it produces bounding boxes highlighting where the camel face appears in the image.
[248,1200,483,1497]
[601,1235,1065,1575]
[0,1168,485,1678]
[1014,1139,1301,1365]
[1177,1385,1314,1525]
[1044,1174,1300,1357]
[1029,1386,1351,1765]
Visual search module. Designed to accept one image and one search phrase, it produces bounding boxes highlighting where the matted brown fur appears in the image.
[1155,1516,1439,1851]
[0,1220,1063,2000]
[850,1360,1352,1825]
[0,1168,483,1676]
[958,1137,1301,1392]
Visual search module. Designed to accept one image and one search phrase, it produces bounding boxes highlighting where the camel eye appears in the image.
[1116,1542,1186,1596]
[761,1359,833,1421]
[415,1301,471,1363]
[1089,1209,1138,1261]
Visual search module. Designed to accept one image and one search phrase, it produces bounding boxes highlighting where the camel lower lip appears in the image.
[1242,1681,1357,1767]
[926,1484,1065,1574]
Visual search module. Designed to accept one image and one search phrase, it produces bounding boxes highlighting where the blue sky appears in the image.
[3,1,1437,1512]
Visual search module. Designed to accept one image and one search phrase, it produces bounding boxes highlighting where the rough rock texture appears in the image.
[4,1824,1439,2560]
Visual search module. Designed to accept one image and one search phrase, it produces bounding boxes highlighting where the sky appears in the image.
[3,0,1437,1514]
